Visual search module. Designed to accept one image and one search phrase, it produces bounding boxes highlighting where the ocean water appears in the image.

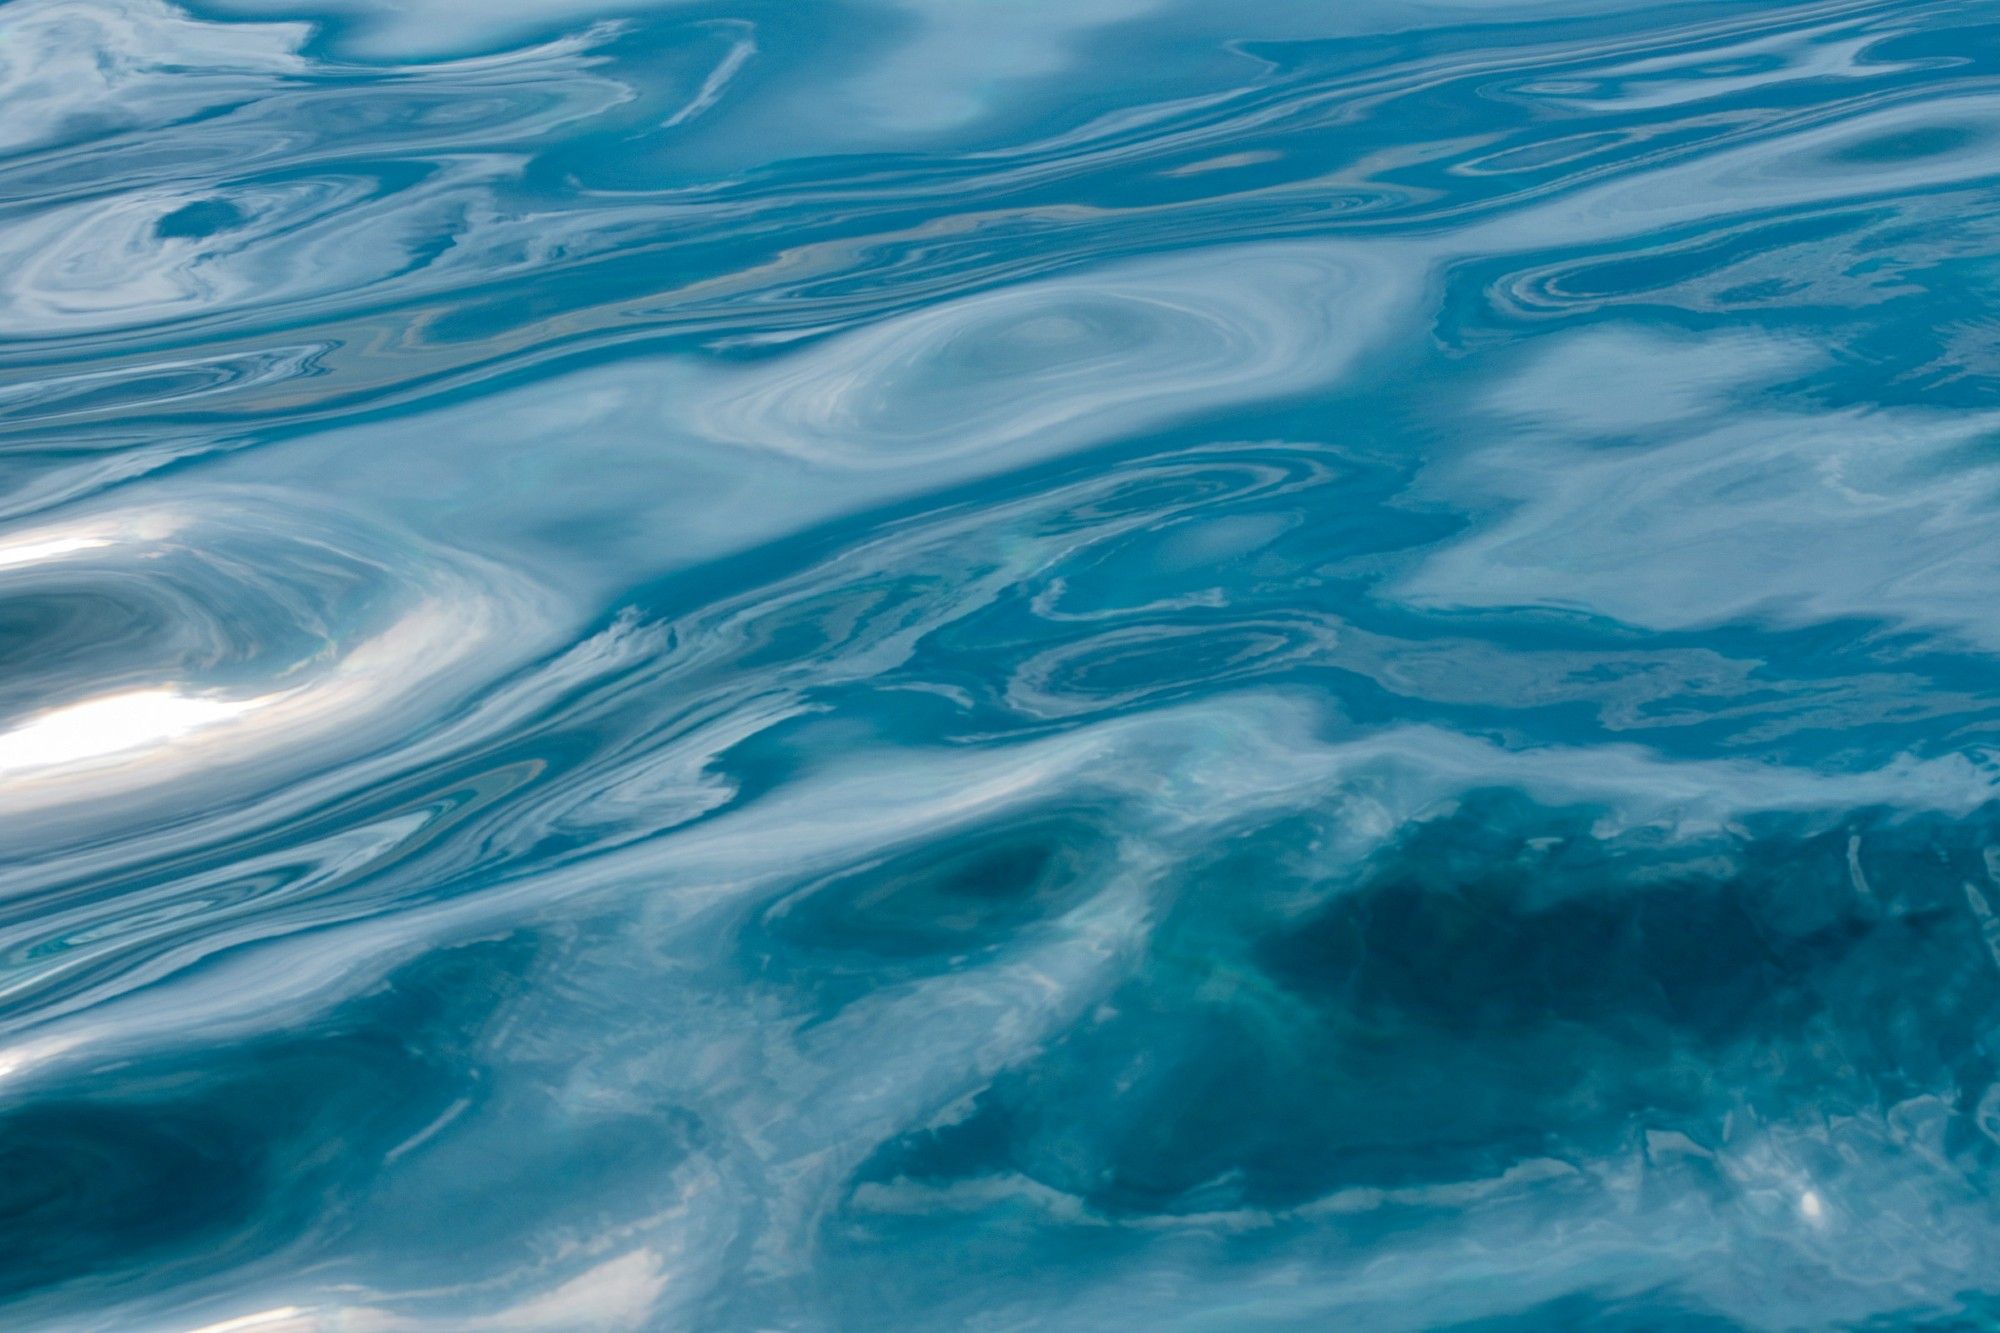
[9,0,2000,1327]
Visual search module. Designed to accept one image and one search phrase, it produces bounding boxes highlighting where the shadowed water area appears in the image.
[5,0,2000,1327]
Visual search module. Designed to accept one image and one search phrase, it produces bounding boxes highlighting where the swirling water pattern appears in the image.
[9,0,2000,1327]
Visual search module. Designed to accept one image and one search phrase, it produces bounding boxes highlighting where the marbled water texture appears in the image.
[8,0,2000,1327]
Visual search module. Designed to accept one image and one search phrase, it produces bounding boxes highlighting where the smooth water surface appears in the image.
[6,0,2000,1327]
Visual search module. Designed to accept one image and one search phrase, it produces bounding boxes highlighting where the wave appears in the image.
[6,0,2000,1328]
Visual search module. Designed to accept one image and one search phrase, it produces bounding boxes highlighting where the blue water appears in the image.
[10,0,2000,1327]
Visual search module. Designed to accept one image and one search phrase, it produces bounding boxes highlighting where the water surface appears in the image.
[6,0,2000,1327]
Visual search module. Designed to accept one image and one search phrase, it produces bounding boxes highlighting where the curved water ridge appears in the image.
[8,0,2000,1328]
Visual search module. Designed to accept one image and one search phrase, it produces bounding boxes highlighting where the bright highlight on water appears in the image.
[4,0,1999,1328]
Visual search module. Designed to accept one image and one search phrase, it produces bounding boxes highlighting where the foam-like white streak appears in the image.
[175,1307,320,1333]
[0,495,564,815]
[0,598,518,810]
[0,535,111,569]
[0,511,180,562]
[0,689,271,775]
[163,1248,668,1331]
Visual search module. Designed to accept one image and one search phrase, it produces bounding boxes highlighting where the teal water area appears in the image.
[6,0,2000,1327]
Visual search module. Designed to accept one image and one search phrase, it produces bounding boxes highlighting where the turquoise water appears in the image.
[7,0,2000,1327]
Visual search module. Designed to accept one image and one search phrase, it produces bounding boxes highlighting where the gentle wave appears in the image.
[7,0,2000,1329]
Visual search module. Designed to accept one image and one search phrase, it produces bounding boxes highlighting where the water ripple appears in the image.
[11,0,2000,1329]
